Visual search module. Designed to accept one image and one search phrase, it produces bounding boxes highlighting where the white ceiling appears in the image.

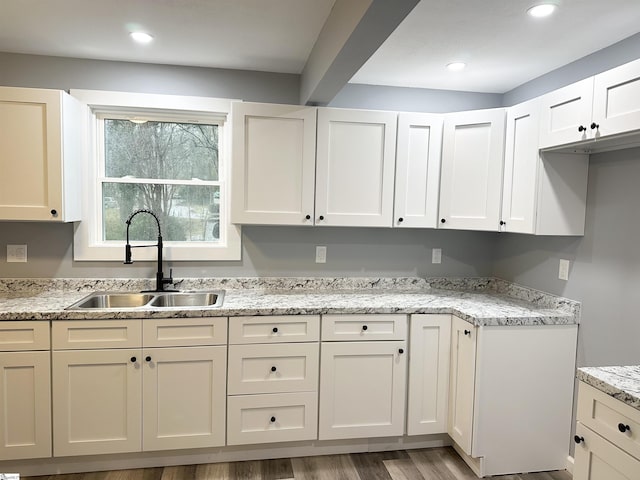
[1,0,640,94]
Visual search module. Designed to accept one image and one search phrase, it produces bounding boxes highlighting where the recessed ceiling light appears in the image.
[446,62,466,72]
[130,31,154,44]
[527,3,557,18]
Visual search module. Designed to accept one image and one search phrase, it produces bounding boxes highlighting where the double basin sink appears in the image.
[66,290,224,310]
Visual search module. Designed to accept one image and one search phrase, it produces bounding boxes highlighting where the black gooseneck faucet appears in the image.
[124,209,176,292]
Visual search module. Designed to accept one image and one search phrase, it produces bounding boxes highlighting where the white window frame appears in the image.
[71,89,241,261]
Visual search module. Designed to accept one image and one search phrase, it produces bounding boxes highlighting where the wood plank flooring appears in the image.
[24,447,572,480]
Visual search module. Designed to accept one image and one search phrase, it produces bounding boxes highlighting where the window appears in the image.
[71,90,241,261]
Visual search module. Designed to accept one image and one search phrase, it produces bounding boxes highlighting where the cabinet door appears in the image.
[407,314,451,435]
[318,341,406,440]
[52,349,142,456]
[0,351,51,460]
[316,108,397,227]
[394,113,443,228]
[143,346,226,451]
[539,78,594,148]
[593,58,640,139]
[501,98,541,234]
[448,316,476,456]
[439,109,505,231]
[0,87,79,221]
[574,423,640,480]
[231,102,317,225]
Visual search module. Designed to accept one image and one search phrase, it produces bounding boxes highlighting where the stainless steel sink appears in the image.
[66,290,224,310]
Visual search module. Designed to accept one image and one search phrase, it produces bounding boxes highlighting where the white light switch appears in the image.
[558,259,570,281]
[7,244,27,263]
[315,246,327,263]
[432,248,442,264]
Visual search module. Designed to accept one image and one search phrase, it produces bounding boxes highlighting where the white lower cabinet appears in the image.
[226,315,320,445]
[52,318,227,456]
[407,314,451,435]
[447,316,578,477]
[319,314,408,440]
[574,381,640,480]
[0,321,52,461]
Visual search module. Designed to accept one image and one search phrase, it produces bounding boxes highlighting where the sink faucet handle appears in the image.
[168,268,173,282]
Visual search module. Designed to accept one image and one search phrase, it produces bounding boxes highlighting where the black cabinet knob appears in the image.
[272,327,278,333]
[271,366,277,372]
[50,209,58,216]
[591,122,600,130]
[618,423,631,433]
[398,348,404,354]
[398,217,404,223]
[578,125,587,132]
[130,356,137,363]
[362,325,368,331]
[318,215,324,220]
[305,214,311,220]
[574,435,585,444]
[145,356,152,362]
[464,329,471,336]
[270,416,276,423]
[440,218,446,223]
[499,220,505,226]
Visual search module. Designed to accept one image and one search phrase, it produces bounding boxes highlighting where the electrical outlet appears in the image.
[315,246,327,264]
[432,248,442,264]
[7,244,27,263]
[558,259,570,281]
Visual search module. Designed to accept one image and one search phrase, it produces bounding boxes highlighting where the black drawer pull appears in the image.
[145,356,152,362]
[398,348,404,354]
[618,423,631,433]
[362,325,368,331]
[130,356,137,363]
[464,329,471,336]
[574,435,584,444]
[271,366,277,372]
[272,327,278,333]
[270,416,276,423]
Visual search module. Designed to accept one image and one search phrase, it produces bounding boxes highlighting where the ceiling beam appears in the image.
[300,0,419,106]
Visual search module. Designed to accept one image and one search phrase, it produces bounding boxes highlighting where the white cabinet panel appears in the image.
[142,346,226,451]
[316,108,397,227]
[439,109,505,231]
[574,423,640,480]
[321,314,407,341]
[318,341,406,440]
[229,315,320,344]
[593,58,640,138]
[231,102,317,225]
[394,113,443,228]
[142,317,227,347]
[0,86,81,221]
[0,351,51,460]
[539,78,595,148]
[52,349,142,456]
[0,321,50,351]
[407,314,450,435]
[227,392,318,445]
[52,319,142,350]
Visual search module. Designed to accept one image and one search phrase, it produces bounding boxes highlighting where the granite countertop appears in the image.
[577,366,640,412]
[0,277,580,327]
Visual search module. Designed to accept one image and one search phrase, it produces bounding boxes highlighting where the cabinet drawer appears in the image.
[229,315,319,344]
[228,343,319,394]
[321,314,407,341]
[0,321,49,351]
[577,382,640,459]
[227,392,318,445]
[143,317,227,347]
[52,320,142,349]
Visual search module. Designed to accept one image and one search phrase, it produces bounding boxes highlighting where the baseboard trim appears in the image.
[566,455,574,475]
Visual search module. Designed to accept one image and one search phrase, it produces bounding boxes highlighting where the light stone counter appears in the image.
[0,277,579,327]
[577,366,640,411]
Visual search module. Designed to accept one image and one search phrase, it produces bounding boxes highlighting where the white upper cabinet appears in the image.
[0,86,81,222]
[540,58,640,149]
[231,102,317,225]
[315,108,397,227]
[539,78,594,149]
[439,108,506,231]
[393,113,443,228]
[592,57,640,139]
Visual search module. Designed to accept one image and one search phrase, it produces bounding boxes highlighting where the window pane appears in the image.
[104,119,219,181]
[103,183,221,242]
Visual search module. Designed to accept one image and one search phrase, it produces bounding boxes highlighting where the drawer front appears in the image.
[227,392,318,445]
[321,314,407,341]
[577,382,640,460]
[0,321,49,351]
[228,343,319,394]
[143,317,227,347]
[52,320,142,350]
[229,315,319,344]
